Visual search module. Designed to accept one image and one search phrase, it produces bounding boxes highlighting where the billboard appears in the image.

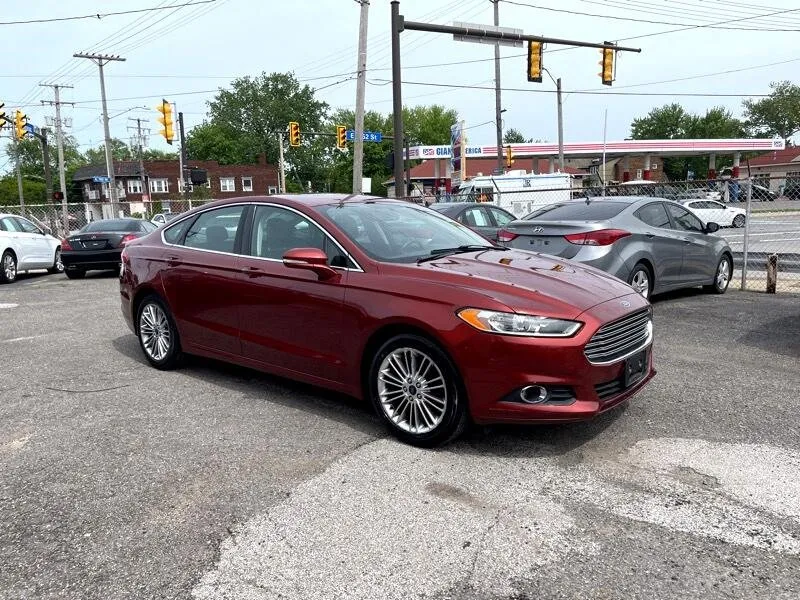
[450,121,465,186]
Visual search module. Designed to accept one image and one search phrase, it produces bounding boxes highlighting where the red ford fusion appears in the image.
[120,195,655,446]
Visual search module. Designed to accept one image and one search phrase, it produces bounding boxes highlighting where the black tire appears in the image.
[48,248,64,274]
[627,262,653,299]
[368,334,468,447]
[0,250,17,284]
[704,255,732,294]
[65,268,85,280]
[136,295,183,370]
[732,214,745,228]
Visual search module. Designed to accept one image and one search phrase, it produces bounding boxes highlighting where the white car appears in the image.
[151,212,181,227]
[679,199,746,228]
[0,213,64,283]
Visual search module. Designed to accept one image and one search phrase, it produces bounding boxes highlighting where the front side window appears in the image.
[150,179,169,194]
[666,203,704,232]
[15,217,41,234]
[489,207,513,226]
[635,203,671,228]
[220,177,236,192]
[241,177,253,192]
[183,205,245,253]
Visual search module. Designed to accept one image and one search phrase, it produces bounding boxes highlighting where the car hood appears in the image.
[412,248,642,317]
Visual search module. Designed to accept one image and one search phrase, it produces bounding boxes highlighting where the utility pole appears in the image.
[390,1,405,197]
[492,0,503,175]
[73,53,126,218]
[352,0,370,194]
[39,128,53,200]
[40,83,73,232]
[556,77,564,171]
[129,118,149,213]
[277,132,286,193]
[178,111,188,198]
[12,134,24,216]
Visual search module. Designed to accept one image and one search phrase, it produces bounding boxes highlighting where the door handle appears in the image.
[645,232,655,238]
[241,266,264,278]
[166,255,181,267]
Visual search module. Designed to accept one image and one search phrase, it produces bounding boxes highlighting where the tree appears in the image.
[630,104,746,179]
[141,148,178,161]
[326,109,393,194]
[4,134,84,199]
[0,176,47,206]
[403,105,459,145]
[186,72,330,190]
[743,81,800,141]
[84,138,132,164]
[503,128,528,144]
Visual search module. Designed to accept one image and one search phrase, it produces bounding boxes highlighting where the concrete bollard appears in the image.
[766,253,778,294]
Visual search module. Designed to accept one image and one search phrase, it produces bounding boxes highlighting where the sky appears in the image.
[2,0,799,173]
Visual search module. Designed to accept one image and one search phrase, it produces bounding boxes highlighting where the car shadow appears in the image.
[649,287,708,303]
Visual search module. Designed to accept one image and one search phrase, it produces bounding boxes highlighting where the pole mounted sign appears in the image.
[346,129,383,142]
[452,21,523,47]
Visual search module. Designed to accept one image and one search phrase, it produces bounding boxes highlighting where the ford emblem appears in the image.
[620,300,631,308]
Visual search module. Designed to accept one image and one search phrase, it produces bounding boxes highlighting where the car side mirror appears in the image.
[282,248,338,281]
[705,221,720,233]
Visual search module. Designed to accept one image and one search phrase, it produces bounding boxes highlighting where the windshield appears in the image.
[524,201,628,221]
[316,202,491,263]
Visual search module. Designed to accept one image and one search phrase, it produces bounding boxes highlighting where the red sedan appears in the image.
[120,195,655,446]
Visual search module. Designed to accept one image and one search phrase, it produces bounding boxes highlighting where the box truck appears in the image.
[451,171,573,218]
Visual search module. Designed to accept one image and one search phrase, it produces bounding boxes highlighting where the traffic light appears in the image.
[0,103,6,130]
[14,110,27,140]
[289,121,301,147]
[599,43,615,86]
[156,99,175,144]
[527,41,543,83]
[336,125,347,149]
[505,145,514,168]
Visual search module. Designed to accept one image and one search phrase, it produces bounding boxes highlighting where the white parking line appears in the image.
[1,334,50,344]
[0,303,18,309]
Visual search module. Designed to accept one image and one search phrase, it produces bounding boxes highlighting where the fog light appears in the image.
[520,385,549,404]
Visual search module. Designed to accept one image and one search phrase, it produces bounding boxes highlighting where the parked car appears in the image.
[498,197,733,299]
[749,183,777,202]
[121,195,655,447]
[62,218,157,279]
[151,212,181,227]
[0,213,63,283]
[783,181,800,200]
[679,199,746,228]
[429,202,516,242]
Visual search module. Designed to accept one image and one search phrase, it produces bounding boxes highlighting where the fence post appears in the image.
[740,176,753,291]
[766,254,778,293]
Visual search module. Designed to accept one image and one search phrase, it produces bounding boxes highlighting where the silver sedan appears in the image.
[498,196,734,298]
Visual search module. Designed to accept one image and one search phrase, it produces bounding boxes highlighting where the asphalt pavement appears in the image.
[1,273,799,599]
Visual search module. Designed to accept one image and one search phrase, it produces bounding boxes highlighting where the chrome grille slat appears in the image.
[585,309,652,365]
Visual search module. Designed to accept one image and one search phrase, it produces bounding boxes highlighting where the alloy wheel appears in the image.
[733,214,745,228]
[377,347,447,435]
[630,269,650,298]
[716,258,730,290]
[2,253,16,282]
[54,250,64,272]
[139,303,172,362]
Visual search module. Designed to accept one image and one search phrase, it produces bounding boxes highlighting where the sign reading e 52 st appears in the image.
[345,129,382,143]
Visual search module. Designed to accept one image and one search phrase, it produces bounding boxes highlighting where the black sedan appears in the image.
[61,218,157,279]
[430,202,515,242]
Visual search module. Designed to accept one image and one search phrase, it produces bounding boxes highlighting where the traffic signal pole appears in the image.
[277,132,286,194]
[12,134,24,216]
[492,0,503,177]
[352,0,370,194]
[74,53,126,218]
[40,83,73,232]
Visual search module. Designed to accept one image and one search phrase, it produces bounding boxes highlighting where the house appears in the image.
[740,147,800,191]
[72,154,280,219]
[386,157,590,198]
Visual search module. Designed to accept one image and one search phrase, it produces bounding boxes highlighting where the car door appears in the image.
[160,204,248,357]
[486,206,514,242]
[691,200,731,227]
[664,203,716,283]
[632,202,685,287]
[459,206,497,242]
[234,204,350,384]
[0,217,26,268]
[14,217,52,266]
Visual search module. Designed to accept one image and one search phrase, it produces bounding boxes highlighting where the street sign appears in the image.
[453,22,523,48]
[92,176,110,183]
[346,129,383,143]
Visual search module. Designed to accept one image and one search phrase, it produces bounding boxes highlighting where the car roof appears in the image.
[197,194,411,210]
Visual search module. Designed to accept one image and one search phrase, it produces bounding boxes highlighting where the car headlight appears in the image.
[457,308,582,337]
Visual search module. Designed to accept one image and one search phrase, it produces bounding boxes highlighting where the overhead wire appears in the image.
[0,0,218,26]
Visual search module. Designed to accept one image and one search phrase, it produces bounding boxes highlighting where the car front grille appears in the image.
[584,309,652,365]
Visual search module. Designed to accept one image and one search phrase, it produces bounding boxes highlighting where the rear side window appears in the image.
[524,201,628,221]
[635,202,671,228]
[163,218,192,244]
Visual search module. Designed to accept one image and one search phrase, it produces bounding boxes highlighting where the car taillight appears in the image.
[61,239,72,251]
[120,233,138,246]
[564,229,631,246]
[497,229,519,242]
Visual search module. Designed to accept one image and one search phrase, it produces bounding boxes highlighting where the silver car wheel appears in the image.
[377,347,447,435]
[3,253,16,282]
[139,303,172,362]
[716,258,730,290]
[630,269,650,298]
[54,249,64,272]
[732,214,745,228]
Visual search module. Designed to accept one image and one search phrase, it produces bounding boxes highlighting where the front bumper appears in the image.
[456,294,655,424]
[62,248,122,270]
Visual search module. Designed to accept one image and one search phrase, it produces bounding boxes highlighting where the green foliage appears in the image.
[0,176,47,206]
[141,148,178,160]
[402,105,459,145]
[630,104,746,179]
[742,81,800,141]
[84,138,132,164]
[503,128,529,144]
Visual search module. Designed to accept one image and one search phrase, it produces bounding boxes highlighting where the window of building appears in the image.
[267,186,278,195]
[241,176,253,192]
[220,177,236,192]
[150,178,169,194]
[178,179,194,193]
[127,179,143,194]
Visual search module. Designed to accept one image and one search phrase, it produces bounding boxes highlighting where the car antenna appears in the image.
[338,193,358,208]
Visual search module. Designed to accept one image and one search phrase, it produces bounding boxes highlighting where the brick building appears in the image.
[72,154,280,211]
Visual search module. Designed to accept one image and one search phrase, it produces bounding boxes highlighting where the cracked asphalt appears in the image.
[1,270,799,599]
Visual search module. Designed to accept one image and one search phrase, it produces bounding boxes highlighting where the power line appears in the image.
[501,0,800,31]
[0,0,218,25]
